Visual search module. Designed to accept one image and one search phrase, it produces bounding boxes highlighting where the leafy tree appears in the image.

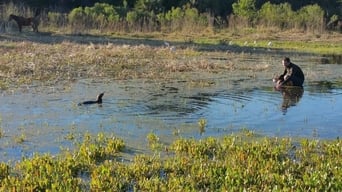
[232,0,257,24]
[134,0,163,14]
[84,2,119,22]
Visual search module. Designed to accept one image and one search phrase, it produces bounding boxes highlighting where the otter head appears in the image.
[97,92,105,103]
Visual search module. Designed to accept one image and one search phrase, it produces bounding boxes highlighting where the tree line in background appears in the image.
[1,0,341,33]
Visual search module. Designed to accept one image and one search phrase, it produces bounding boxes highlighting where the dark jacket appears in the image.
[281,63,305,86]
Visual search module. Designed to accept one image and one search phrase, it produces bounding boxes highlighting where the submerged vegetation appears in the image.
[0,133,341,191]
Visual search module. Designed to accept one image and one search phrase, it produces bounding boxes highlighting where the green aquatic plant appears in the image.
[0,116,3,138]
[240,127,255,137]
[0,163,9,180]
[76,132,125,164]
[0,133,341,191]
[147,132,164,151]
[65,132,75,140]
[198,118,207,135]
[14,134,26,144]
[0,154,82,191]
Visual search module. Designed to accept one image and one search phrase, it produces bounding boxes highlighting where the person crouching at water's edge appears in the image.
[273,57,305,89]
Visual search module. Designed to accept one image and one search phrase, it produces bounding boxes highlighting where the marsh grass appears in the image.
[0,39,251,89]
[1,28,341,90]
[0,133,340,191]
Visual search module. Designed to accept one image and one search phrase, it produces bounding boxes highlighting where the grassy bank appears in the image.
[0,133,341,191]
[0,35,260,89]
[1,30,342,90]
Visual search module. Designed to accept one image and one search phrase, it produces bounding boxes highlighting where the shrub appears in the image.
[232,0,257,26]
[68,3,120,31]
[157,6,207,33]
[68,7,86,28]
[258,2,295,29]
[165,7,184,31]
[296,4,324,31]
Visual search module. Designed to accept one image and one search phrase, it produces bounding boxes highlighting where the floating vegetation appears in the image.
[0,133,341,191]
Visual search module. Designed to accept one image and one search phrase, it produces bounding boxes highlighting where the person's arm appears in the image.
[282,67,293,84]
[276,68,291,88]
[279,68,287,80]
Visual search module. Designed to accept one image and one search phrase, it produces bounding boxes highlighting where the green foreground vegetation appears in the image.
[0,133,341,191]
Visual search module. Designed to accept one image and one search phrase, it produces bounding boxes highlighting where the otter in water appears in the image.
[78,92,104,106]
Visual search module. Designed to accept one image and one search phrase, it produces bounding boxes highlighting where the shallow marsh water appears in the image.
[0,53,342,162]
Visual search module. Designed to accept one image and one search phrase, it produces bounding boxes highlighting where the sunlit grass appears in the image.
[116,28,342,55]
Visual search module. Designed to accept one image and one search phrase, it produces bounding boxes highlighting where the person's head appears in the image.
[282,57,291,67]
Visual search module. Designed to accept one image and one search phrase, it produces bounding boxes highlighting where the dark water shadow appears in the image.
[306,81,342,94]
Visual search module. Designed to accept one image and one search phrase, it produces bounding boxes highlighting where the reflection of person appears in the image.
[273,57,305,89]
[279,87,304,114]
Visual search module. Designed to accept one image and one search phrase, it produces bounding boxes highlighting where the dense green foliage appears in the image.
[0,133,341,191]
[3,0,341,17]
[1,0,341,32]
[58,2,335,32]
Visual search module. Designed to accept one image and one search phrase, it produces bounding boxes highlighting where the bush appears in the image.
[68,7,86,28]
[126,10,139,25]
[296,4,324,31]
[68,3,120,31]
[232,0,257,26]
[157,7,208,33]
[258,2,295,29]
[165,7,184,31]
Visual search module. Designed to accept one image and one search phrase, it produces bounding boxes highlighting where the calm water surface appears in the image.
[0,54,341,162]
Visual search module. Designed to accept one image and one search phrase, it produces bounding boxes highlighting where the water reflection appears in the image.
[277,87,304,114]
[306,81,335,93]
[319,54,342,64]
